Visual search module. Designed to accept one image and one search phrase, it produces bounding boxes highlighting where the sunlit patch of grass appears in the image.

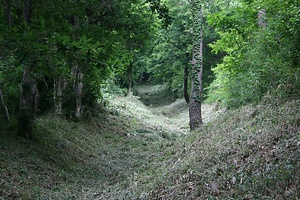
[0,89,181,199]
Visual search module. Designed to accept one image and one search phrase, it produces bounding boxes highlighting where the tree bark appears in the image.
[54,78,63,116]
[18,66,39,137]
[71,16,84,119]
[18,0,38,138]
[189,1,203,130]
[127,61,133,95]
[184,66,189,103]
[73,66,83,119]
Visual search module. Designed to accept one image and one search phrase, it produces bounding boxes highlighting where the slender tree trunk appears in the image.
[70,16,84,119]
[73,66,83,119]
[127,61,133,95]
[19,66,39,138]
[54,78,63,116]
[18,0,39,138]
[184,66,189,103]
[0,87,10,121]
[189,1,203,130]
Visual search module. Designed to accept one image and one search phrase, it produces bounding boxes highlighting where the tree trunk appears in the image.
[73,66,83,119]
[184,66,189,104]
[18,66,39,138]
[18,0,38,138]
[127,61,133,95]
[0,87,10,121]
[70,16,84,119]
[54,78,63,116]
[189,1,203,130]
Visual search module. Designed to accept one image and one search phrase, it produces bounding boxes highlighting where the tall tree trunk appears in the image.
[19,66,39,138]
[73,66,83,119]
[54,78,63,116]
[71,16,84,119]
[18,0,38,138]
[184,66,189,103]
[189,1,203,130]
[127,61,133,95]
[0,87,10,121]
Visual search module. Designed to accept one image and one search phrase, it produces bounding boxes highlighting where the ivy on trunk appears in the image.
[189,0,203,130]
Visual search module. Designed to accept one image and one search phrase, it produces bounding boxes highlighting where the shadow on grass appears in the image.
[134,84,176,107]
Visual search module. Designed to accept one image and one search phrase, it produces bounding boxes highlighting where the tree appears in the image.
[141,0,193,100]
[0,0,172,136]
[0,1,151,133]
[120,1,159,95]
[207,0,300,107]
[140,0,220,103]
[16,0,40,137]
[111,0,170,95]
[189,0,203,130]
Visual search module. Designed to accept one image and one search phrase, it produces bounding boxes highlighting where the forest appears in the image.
[0,0,299,199]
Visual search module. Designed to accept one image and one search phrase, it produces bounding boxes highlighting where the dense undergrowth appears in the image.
[0,85,299,199]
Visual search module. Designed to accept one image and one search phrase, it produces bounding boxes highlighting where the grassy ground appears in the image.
[0,84,299,199]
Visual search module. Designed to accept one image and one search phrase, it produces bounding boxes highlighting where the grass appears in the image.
[0,85,299,199]
[139,99,300,199]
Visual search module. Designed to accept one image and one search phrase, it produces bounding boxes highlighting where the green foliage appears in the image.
[147,0,192,94]
[0,57,23,112]
[206,0,300,107]
[146,0,173,27]
[108,1,160,92]
[0,0,165,122]
[141,0,221,99]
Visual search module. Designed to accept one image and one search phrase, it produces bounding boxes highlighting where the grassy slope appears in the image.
[0,85,299,199]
